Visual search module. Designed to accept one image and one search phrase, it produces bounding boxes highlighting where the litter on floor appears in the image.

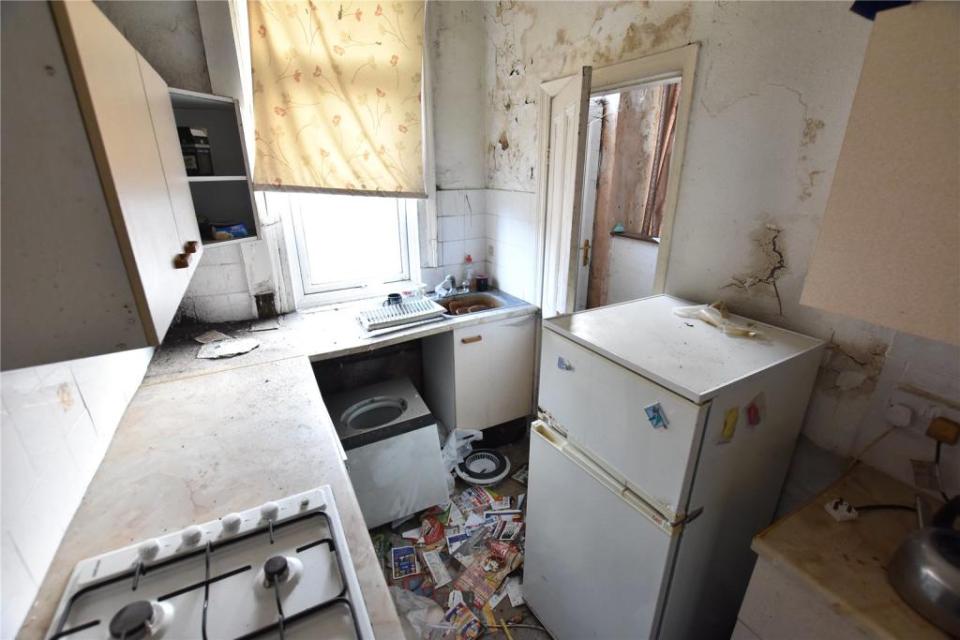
[370,439,549,640]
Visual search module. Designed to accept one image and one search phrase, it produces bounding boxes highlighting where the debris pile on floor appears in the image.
[371,447,543,640]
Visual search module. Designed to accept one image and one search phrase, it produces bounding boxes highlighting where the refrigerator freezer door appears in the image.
[540,328,708,520]
[524,422,677,640]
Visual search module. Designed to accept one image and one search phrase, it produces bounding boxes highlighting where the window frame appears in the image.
[291,196,412,296]
[269,191,421,308]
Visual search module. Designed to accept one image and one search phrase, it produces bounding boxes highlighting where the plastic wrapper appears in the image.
[673,301,763,338]
[389,586,450,640]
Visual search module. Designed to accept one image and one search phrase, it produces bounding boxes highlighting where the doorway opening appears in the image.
[575,78,682,311]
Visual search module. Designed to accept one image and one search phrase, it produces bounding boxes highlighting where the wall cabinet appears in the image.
[423,314,537,432]
[169,89,260,247]
[0,1,201,370]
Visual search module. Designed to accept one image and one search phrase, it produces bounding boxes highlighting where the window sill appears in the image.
[297,279,423,310]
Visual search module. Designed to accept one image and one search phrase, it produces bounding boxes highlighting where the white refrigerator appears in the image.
[524,295,824,639]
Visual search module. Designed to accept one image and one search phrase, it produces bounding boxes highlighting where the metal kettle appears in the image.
[888,496,960,635]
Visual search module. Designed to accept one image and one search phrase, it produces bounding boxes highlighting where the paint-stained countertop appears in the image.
[145,291,538,385]
[20,295,538,638]
[750,464,946,639]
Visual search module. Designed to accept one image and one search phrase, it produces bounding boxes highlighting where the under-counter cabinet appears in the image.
[422,314,537,432]
[0,0,201,370]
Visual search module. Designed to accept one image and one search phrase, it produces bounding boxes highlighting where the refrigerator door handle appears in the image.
[533,421,677,535]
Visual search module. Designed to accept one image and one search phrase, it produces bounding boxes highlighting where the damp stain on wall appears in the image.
[484,1,695,191]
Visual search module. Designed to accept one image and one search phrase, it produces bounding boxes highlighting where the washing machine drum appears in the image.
[456,449,511,486]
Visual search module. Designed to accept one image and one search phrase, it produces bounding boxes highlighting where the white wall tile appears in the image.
[186,263,249,297]
[197,243,244,266]
[440,240,466,266]
[436,190,465,216]
[463,189,487,215]
[464,213,486,240]
[0,348,152,636]
[2,531,37,640]
[437,189,486,217]
[439,215,466,242]
[191,293,256,323]
[465,238,487,262]
[486,189,536,222]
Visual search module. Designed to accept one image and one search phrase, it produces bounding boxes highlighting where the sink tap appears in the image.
[434,275,456,298]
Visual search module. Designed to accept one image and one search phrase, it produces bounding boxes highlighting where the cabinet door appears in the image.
[138,55,203,258]
[453,315,535,429]
[52,0,188,344]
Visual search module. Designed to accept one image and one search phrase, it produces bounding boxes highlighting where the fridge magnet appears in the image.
[747,392,766,427]
[644,402,669,429]
[391,545,420,580]
[719,407,739,444]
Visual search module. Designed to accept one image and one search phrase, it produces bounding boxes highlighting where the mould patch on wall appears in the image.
[621,4,692,57]
[799,169,825,201]
[485,1,695,191]
[725,223,787,315]
[802,118,826,146]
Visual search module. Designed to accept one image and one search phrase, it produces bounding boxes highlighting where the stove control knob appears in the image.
[221,513,242,534]
[181,525,203,547]
[137,539,160,561]
[260,502,280,522]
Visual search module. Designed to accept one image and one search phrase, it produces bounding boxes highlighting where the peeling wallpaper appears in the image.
[431,0,959,493]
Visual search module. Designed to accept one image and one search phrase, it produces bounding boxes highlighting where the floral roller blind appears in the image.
[249,0,426,196]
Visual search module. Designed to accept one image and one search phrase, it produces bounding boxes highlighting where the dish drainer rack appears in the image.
[357,297,446,331]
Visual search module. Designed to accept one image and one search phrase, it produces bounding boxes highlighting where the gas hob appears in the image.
[46,486,374,640]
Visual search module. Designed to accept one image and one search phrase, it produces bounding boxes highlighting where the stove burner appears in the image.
[264,555,289,585]
[108,601,154,640]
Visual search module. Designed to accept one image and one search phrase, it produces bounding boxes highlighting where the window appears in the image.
[283,192,419,301]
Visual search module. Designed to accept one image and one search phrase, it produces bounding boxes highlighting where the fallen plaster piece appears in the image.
[196,337,260,359]
[193,329,231,344]
[249,317,281,332]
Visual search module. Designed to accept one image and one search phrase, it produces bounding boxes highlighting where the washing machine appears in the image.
[325,377,450,528]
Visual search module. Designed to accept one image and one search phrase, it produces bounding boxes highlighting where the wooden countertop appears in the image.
[752,464,947,639]
[21,296,539,638]
[145,292,539,386]
[19,357,406,638]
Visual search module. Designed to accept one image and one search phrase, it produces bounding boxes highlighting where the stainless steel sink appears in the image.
[435,292,506,316]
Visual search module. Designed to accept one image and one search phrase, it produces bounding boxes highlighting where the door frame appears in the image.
[534,43,700,312]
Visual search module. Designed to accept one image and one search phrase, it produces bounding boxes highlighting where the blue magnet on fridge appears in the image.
[644,402,669,429]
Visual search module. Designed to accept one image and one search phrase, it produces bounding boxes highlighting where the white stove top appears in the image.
[46,486,374,640]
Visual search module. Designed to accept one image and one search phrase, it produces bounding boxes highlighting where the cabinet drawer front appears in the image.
[453,315,535,430]
[539,329,706,519]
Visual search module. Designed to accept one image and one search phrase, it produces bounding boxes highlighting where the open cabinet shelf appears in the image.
[169,87,259,245]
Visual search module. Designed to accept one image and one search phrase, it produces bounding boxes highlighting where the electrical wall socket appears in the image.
[824,498,858,522]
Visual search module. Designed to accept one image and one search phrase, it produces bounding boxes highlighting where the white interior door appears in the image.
[524,422,676,639]
[541,67,591,318]
[574,99,603,311]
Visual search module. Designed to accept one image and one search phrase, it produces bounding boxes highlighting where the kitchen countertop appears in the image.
[145,291,538,386]
[751,464,946,639]
[20,295,539,638]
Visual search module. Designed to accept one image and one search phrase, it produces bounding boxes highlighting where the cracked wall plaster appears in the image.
[460,2,958,485]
